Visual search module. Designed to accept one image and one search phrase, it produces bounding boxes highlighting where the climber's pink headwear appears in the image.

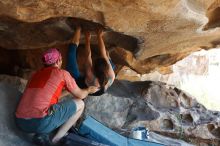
[42,48,61,65]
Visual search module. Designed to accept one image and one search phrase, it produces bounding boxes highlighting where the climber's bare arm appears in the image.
[97,29,115,90]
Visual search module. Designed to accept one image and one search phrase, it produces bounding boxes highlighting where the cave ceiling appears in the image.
[1,0,220,74]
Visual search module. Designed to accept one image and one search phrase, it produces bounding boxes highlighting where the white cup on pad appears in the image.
[130,126,149,140]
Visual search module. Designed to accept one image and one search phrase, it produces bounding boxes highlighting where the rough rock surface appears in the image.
[0,74,27,92]
[117,48,220,111]
[84,80,220,145]
[0,82,32,146]
[1,0,220,74]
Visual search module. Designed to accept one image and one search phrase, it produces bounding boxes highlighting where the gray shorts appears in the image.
[15,99,76,134]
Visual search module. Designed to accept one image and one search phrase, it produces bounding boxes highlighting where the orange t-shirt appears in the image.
[16,67,77,118]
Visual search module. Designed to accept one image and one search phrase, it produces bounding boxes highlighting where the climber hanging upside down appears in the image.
[66,24,116,96]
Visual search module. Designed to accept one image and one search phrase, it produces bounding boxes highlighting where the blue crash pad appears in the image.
[78,116,164,146]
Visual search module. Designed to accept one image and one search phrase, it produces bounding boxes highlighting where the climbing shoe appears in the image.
[32,133,53,146]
